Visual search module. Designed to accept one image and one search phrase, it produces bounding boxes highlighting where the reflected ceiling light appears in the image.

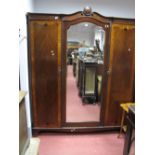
[84,23,89,27]
[98,29,104,32]
[97,27,104,32]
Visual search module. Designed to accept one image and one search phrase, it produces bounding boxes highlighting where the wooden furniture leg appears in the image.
[118,110,125,138]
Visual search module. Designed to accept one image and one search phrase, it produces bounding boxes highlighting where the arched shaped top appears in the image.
[64,17,111,31]
[62,11,111,24]
[27,11,134,25]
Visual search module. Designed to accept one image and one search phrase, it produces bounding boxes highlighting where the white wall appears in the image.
[32,0,135,18]
[19,0,34,137]
[0,0,34,153]
[67,23,95,47]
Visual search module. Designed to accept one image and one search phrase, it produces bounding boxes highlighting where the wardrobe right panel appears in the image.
[104,22,135,126]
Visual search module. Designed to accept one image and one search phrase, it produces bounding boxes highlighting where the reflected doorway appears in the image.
[66,22,105,123]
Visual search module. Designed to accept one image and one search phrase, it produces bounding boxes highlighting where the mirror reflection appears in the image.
[66,22,105,122]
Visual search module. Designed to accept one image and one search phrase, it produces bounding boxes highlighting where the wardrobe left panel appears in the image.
[27,14,62,129]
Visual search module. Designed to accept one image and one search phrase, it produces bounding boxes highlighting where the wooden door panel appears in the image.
[104,23,135,126]
[110,25,135,96]
[29,20,61,128]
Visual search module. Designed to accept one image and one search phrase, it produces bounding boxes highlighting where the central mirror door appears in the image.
[66,22,105,124]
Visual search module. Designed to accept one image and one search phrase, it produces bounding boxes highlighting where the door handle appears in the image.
[58,66,62,73]
[107,68,111,75]
[50,50,55,56]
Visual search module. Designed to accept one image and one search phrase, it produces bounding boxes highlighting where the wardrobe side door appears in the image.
[29,20,61,128]
[104,23,135,126]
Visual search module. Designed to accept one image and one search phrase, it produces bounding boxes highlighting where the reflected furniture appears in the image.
[67,49,73,65]
[118,103,135,138]
[123,105,135,155]
[97,75,102,102]
[80,59,97,103]
[72,51,79,77]
[76,56,103,104]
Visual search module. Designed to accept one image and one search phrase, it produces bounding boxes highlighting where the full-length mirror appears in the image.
[66,22,105,123]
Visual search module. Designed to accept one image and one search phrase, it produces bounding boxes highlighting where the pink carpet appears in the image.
[66,65,100,122]
[38,133,125,155]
